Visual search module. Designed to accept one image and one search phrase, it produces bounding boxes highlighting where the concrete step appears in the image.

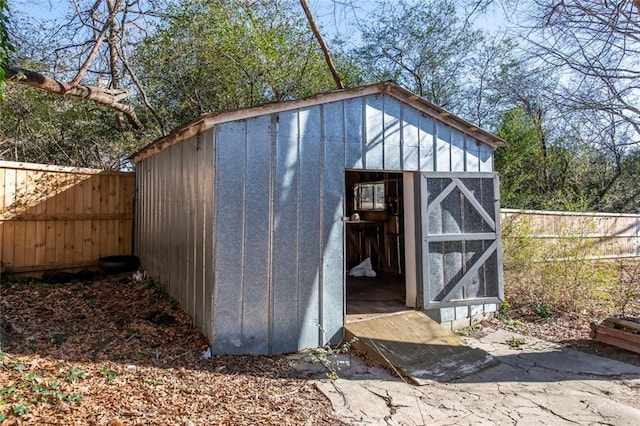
[344,310,497,384]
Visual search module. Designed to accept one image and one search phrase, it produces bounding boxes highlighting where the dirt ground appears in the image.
[0,276,344,425]
[1,274,638,424]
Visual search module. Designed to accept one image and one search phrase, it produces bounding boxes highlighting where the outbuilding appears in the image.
[131,82,505,355]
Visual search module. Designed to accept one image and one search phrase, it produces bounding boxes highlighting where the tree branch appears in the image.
[4,65,142,130]
[299,0,344,89]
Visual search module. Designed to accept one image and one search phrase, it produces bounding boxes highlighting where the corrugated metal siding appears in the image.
[136,93,496,355]
[136,129,215,343]
[213,107,344,354]
[347,95,492,173]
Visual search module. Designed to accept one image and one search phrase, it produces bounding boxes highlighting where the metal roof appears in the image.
[130,81,505,164]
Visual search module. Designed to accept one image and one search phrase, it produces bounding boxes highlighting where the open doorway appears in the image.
[345,171,410,321]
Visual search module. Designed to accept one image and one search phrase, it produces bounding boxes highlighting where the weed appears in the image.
[503,319,523,329]
[456,323,482,337]
[309,322,358,380]
[100,367,117,381]
[61,366,87,383]
[13,403,29,415]
[0,359,87,421]
[497,300,510,319]
[65,392,83,403]
[534,301,553,319]
[505,336,526,348]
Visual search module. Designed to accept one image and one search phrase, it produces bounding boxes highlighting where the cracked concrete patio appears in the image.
[291,328,640,425]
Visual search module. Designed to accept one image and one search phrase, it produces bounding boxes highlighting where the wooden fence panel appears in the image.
[0,160,134,274]
[501,208,640,260]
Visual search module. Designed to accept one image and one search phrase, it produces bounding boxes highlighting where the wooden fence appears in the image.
[501,208,640,260]
[0,161,134,274]
[2,161,638,275]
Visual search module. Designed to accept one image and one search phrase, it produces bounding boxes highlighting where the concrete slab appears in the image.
[290,329,640,425]
[344,310,497,384]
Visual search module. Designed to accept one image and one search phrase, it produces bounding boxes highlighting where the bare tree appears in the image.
[3,0,165,131]
[523,1,640,139]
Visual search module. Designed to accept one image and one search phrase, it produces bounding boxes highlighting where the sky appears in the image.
[18,0,510,41]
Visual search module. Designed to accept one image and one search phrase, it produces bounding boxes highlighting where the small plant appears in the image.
[309,322,358,380]
[456,323,482,337]
[1,351,86,421]
[100,367,117,381]
[497,300,511,319]
[505,336,526,348]
[62,366,87,383]
[534,301,553,319]
[503,319,523,329]
[13,403,29,416]
[65,392,83,403]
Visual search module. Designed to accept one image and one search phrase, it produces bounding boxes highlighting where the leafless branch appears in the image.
[5,65,142,129]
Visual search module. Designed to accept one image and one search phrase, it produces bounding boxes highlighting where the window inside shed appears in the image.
[354,182,385,211]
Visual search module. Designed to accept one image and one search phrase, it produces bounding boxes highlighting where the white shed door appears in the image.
[419,172,503,310]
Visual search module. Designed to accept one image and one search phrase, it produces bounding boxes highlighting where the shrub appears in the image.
[500,214,633,318]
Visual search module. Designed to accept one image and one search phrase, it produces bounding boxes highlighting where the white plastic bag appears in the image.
[348,257,376,277]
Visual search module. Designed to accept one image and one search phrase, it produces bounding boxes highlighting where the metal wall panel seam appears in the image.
[295,110,302,350]
[153,154,159,287]
[339,103,346,343]
[432,116,438,172]
[167,147,174,298]
[151,155,158,279]
[175,144,181,296]
[239,121,248,351]
[147,156,160,280]
[146,161,151,278]
[449,125,453,172]
[463,134,468,172]
[267,115,277,354]
[209,127,218,343]
[297,105,323,349]
[399,103,405,170]
[192,138,198,329]
[156,152,163,288]
[361,97,367,170]
[318,104,326,347]
[195,135,205,332]
[307,105,328,345]
[211,126,221,348]
[182,141,189,309]
[381,95,386,169]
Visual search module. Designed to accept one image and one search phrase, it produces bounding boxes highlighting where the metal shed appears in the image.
[131,82,505,355]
